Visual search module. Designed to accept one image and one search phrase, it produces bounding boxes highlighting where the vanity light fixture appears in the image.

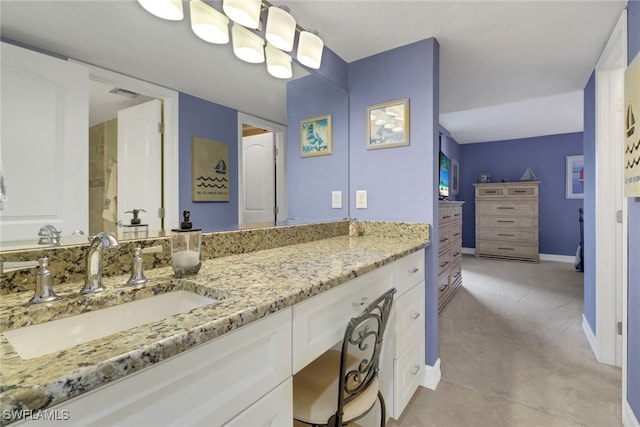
[232,23,265,64]
[265,43,292,79]
[297,30,323,69]
[137,0,183,21]
[223,0,262,29]
[265,6,296,52]
[190,0,230,44]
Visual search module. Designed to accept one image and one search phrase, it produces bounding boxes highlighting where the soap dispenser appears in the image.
[122,209,149,239]
[171,211,202,277]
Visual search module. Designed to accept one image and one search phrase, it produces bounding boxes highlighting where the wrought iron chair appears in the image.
[293,287,397,427]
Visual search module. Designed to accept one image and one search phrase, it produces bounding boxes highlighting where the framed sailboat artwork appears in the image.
[191,137,230,202]
[301,114,332,158]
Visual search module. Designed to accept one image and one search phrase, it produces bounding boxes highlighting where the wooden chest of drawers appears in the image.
[473,181,539,262]
[438,201,464,312]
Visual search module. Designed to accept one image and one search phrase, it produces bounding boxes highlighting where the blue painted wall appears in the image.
[348,38,440,365]
[626,0,640,419]
[583,72,597,334]
[178,93,239,231]
[286,75,350,221]
[458,133,583,256]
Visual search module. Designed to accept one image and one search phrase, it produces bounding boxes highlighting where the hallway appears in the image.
[391,255,621,426]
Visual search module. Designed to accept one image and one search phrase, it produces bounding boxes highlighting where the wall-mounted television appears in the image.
[439,151,450,200]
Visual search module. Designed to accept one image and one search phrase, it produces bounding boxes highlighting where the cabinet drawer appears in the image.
[396,249,424,295]
[394,283,425,357]
[438,271,450,295]
[506,185,537,197]
[394,333,424,418]
[450,261,462,287]
[438,250,451,275]
[476,201,537,216]
[476,215,538,229]
[449,224,462,243]
[477,240,539,260]
[439,208,455,225]
[450,245,462,265]
[438,227,451,249]
[292,264,393,373]
[477,228,538,242]
[451,207,463,224]
[476,186,505,198]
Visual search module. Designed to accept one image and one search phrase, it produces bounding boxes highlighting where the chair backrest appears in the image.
[335,287,397,424]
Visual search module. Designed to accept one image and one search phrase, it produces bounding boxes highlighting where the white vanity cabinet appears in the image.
[19,309,292,427]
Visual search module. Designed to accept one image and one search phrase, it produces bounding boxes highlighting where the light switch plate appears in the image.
[356,190,367,209]
[332,191,342,209]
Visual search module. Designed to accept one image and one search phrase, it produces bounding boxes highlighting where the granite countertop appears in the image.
[0,234,428,423]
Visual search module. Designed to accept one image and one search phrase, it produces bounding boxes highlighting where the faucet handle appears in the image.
[30,257,58,304]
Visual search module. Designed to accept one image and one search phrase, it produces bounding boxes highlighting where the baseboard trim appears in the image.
[539,253,575,263]
[461,247,475,255]
[582,314,599,360]
[623,399,640,427]
[420,358,441,390]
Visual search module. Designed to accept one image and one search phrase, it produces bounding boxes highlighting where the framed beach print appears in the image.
[367,98,409,150]
[301,114,332,157]
[451,158,460,195]
[566,155,584,199]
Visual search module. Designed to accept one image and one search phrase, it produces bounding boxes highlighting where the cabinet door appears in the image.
[0,42,88,241]
[224,378,293,427]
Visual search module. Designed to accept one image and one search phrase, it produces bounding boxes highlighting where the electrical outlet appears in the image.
[356,190,367,209]
[332,191,342,209]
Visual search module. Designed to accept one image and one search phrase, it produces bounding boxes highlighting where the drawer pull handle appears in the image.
[452,232,461,237]
[453,252,460,257]
[439,238,448,243]
[409,267,419,274]
[442,215,451,219]
[439,284,448,292]
[498,247,515,251]
[497,233,514,237]
[497,220,515,223]
[440,261,449,268]
[410,365,420,375]
[485,190,497,194]
[497,206,514,210]
[352,297,369,309]
[514,190,527,193]
[410,312,421,320]
[453,272,460,278]
[454,213,461,216]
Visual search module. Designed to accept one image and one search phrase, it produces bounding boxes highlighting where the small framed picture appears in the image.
[479,173,491,183]
[300,114,332,157]
[566,155,584,199]
[451,158,459,195]
[367,98,409,150]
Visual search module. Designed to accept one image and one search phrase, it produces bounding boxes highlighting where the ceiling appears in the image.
[0,0,628,144]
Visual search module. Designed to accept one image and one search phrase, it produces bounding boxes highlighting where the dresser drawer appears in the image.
[438,271,450,295]
[450,261,462,286]
[394,283,425,357]
[450,245,462,264]
[438,250,451,275]
[439,208,455,225]
[477,228,538,242]
[506,185,537,197]
[438,227,451,249]
[449,223,462,243]
[476,215,538,229]
[477,240,539,260]
[476,201,538,216]
[451,208,463,224]
[476,186,505,198]
[396,249,424,295]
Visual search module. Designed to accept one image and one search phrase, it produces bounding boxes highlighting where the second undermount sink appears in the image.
[4,291,217,360]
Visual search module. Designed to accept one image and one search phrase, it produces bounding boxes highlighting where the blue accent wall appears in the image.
[583,72,597,334]
[627,0,640,419]
[286,75,349,221]
[348,38,440,365]
[178,93,239,231]
[458,133,583,256]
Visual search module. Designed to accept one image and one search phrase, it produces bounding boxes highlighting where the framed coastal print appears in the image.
[367,98,409,150]
[566,155,584,199]
[301,114,332,157]
[451,158,460,195]
[192,137,229,202]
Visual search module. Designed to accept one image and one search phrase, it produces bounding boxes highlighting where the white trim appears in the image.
[237,113,287,225]
[582,314,598,359]
[539,254,575,263]
[72,60,180,231]
[462,247,475,255]
[419,358,441,390]
[624,399,640,427]
[594,9,627,368]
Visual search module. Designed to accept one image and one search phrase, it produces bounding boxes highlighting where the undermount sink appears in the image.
[4,291,216,360]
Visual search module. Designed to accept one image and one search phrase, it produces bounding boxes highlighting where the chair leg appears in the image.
[378,390,386,427]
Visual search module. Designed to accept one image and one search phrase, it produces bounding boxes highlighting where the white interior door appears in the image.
[0,42,88,242]
[242,133,275,224]
[117,100,162,231]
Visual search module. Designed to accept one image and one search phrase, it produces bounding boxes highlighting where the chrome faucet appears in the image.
[80,232,120,294]
[38,225,62,246]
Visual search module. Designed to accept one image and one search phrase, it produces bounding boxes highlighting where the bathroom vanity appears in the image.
[0,222,429,425]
